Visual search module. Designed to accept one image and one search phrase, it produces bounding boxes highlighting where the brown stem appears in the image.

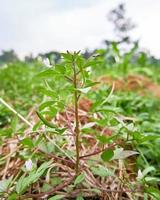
[23,175,75,199]
[73,59,80,175]
[80,143,119,159]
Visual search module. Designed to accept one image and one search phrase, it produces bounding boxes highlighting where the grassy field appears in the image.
[0,47,160,199]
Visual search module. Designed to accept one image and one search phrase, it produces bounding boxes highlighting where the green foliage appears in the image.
[101,149,114,161]
[74,173,85,185]
[1,48,160,199]
[49,195,65,200]
[16,161,52,194]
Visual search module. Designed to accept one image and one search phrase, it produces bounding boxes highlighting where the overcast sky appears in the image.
[0,0,160,58]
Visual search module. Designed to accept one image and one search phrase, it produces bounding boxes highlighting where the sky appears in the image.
[0,0,160,58]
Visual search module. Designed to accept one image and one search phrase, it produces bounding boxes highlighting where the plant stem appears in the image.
[73,60,80,175]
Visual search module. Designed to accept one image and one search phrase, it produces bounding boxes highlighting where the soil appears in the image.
[96,74,160,97]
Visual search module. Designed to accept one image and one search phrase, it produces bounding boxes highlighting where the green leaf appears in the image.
[91,166,114,177]
[61,53,72,61]
[85,80,100,87]
[97,135,112,144]
[74,173,85,185]
[49,195,65,200]
[38,87,57,98]
[51,177,62,186]
[112,148,139,160]
[7,193,18,200]
[55,64,66,74]
[42,108,57,118]
[41,183,52,192]
[142,166,156,178]
[36,111,56,128]
[16,161,52,194]
[76,195,84,200]
[137,166,156,181]
[11,116,18,132]
[0,177,12,193]
[36,161,52,175]
[16,174,27,194]
[39,101,55,111]
[141,135,160,142]
[38,141,55,153]
[21,138,34,148]
[145,187,160,200]
[112,42,121,58]
[96,106,122,114]
[101,150,114,162]
[84,60,99,68]
[77,87,91,94]
[144,177,160,184]
[32,121,42,131]
[35,69,55,78]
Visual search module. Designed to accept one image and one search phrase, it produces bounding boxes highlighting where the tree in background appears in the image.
[38,51,61,64]
[0,50,19,65]
[24,53,36,63]
[106,3,136,46]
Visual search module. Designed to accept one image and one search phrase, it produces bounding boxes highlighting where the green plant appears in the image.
[36,51,101,175]
[1,48,160,199]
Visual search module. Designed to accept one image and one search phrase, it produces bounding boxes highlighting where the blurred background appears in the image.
[0,0,160,61]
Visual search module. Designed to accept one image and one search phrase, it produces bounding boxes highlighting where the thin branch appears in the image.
[0,98,33,127]
[23,175,75,199]
[64,75,73,82]
[65,110,75,136]
[80,143,119,159]
[73,59,80,175]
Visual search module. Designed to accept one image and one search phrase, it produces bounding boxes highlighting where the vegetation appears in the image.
[0,43,160,200]
[1,3,160,200]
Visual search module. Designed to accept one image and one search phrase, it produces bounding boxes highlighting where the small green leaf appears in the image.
[101,149,114,162]
[97,135,111,144]
[84,60,99,68]
[77,87,91,94]
[145,187,160,200]
[7,193,18,200]
[144,177,160,184]
[16,174,27,194]
[39,101,55,111]
[76,195,84,200]
[11,116,18,132]
[38,87,57,98]
[0,177,12,193]
[21,138,34,148]
[61,53,72,61]
[36,111,56,128]
[91,166,114,177]
[51,177,62,186]
[112,148,139,160]
[142,166,156,178]
[16,161,52,194]
[74,173,85,185]
[32,121,42,131]
[85,80,100,87]
[112,42,121,58]
[90,188,101,194]
[35,69,55,78]
[55,64,66,73]
[96,106,121,114]
[49,195,65,200]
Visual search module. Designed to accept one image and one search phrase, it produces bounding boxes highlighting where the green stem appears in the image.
[73,60,80,175]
